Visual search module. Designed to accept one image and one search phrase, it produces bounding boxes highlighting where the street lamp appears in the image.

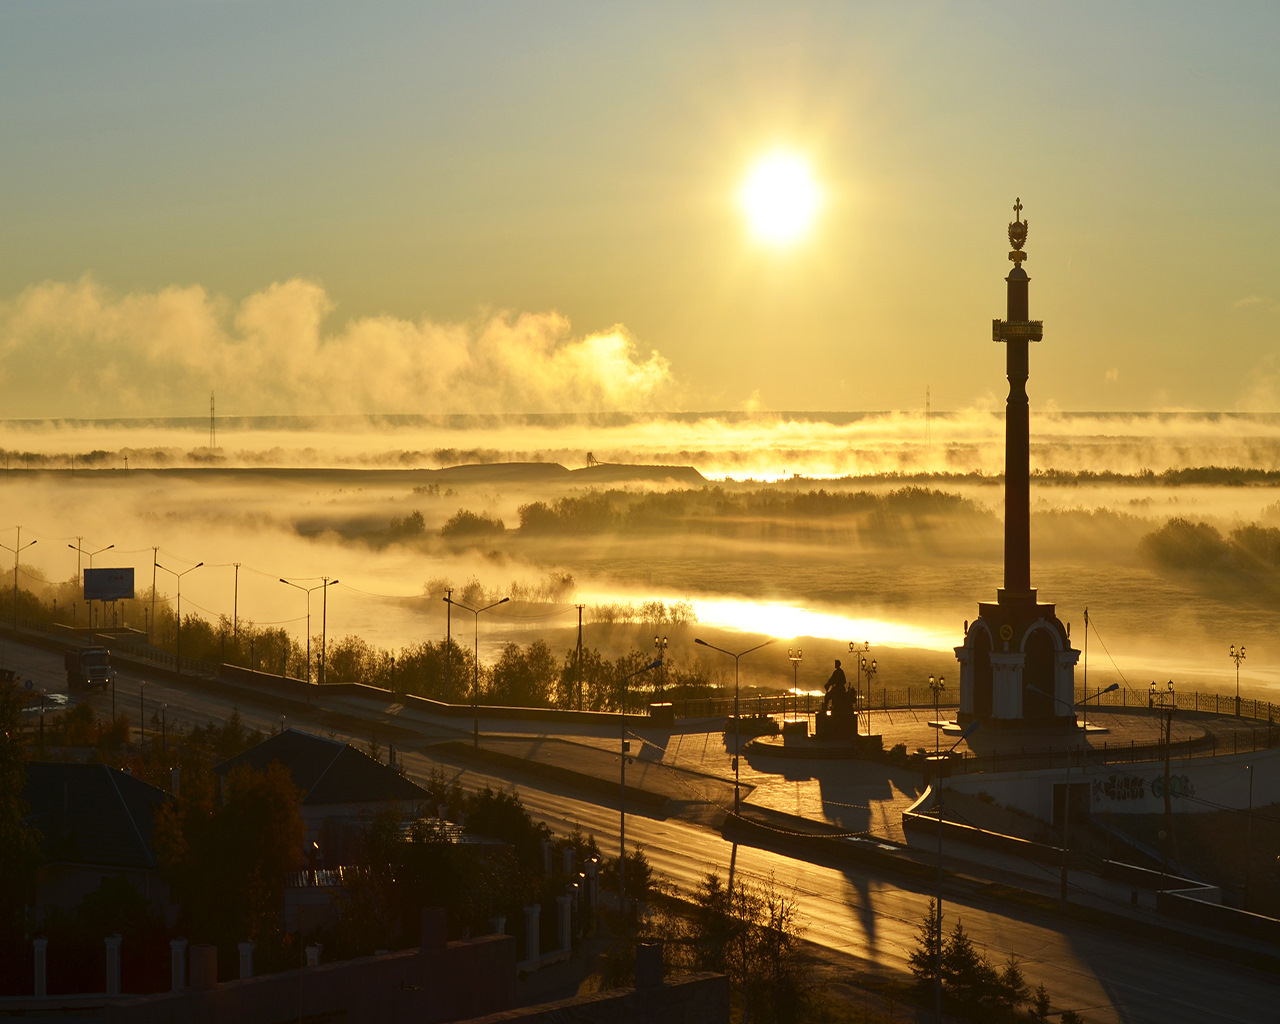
[280,578,338,685]
[155,560,203,677]
[1150,680,1177,885]
[319,577,337,685]
[928,675,946,754]
[443,595,509,747]
[653,636,669,703]
[68,540,113,627]
[849,642,878,736]
[1028,681,1119,900]
[694,636,777,814]
[787,648,803,719]
[1245,762,1256,911]
[1230,644,1246,716]
[927,720,980,1024]
[619,657,663,914]
[1,527,36,632]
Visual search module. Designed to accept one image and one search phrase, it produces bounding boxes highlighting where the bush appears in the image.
[440,509,505,539]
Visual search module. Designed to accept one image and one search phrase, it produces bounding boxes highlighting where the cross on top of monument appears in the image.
[1008,198,1029,260]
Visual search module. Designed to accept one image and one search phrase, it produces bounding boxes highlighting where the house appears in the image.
[22,762,173,924]
[214,729,428,865]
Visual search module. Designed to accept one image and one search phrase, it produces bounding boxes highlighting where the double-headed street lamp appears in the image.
[280,577,339,685]
[443,595,509,747]
[68,540,113,627]
[928,674,946,754]
[654,636,669,703]
[927,720,980,1024]
[694,636,777,814]
[849,641,877,736]
[787,648,803,718]
[1,527,36,632]
[1229,644,1246,716]
[155,560,203,677]
[619,656,664,914]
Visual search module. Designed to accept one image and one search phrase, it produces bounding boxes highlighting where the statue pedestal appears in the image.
[814,710,855,741]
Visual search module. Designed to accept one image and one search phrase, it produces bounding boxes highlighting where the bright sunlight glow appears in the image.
[739,153,821,245]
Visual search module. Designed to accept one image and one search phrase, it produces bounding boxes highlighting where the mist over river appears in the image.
[5,410,1280,699]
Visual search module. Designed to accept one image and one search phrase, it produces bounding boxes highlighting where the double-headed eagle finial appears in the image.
[1008,197,1028,265]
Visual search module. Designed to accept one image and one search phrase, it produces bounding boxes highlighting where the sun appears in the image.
[738,152,821,245]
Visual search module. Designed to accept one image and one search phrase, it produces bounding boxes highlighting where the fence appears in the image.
[672,686,961,721]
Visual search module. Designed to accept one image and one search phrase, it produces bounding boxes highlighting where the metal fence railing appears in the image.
[672,687,962,721]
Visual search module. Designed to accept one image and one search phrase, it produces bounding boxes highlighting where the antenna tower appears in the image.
[209,391,216,448]
[925,385,931,448]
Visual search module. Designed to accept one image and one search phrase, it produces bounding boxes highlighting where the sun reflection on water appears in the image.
[579,590,956,650]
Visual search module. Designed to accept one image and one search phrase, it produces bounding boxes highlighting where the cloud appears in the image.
[1233,295,1280,312]
[0,278,674,417]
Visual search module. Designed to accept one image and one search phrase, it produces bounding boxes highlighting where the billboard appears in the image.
[84,567,135,601]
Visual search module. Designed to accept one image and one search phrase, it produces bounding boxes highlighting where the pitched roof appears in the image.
[214,729,427,806]
[22,762,169,870]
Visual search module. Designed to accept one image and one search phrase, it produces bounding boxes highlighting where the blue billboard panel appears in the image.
[84,567,135,601]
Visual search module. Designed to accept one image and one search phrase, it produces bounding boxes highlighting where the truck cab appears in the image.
[66,646,114,690]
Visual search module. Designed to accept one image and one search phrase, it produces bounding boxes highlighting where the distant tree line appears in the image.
[1140,517,1280,576]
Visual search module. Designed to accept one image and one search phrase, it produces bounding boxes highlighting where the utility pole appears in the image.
[576,604,584,710]
[150,548,158,643]
[445,588,452,694]
[320,577,332,686]
[233,563,240,643]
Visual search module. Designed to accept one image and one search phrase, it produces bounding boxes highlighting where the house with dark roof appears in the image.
[22,762,173,923]
[214,729,428,866]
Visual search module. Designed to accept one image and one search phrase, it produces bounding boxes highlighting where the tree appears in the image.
[488,640,557,707]
[393,638,474,703]
[0,680,40,939]
[557,646,609,710]
[910,902,1034,1021]
[153,762,304,963]
[678,871,809,1024]
[1032,983,1052,1020]
[908,897,942,986]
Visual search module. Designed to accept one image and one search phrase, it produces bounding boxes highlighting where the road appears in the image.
[9,643,1278,1023]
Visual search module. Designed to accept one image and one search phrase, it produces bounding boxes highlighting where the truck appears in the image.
[65,646,115,690]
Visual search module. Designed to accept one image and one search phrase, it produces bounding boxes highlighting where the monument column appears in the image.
[959,199,1076,729]
[993,198,1041,604]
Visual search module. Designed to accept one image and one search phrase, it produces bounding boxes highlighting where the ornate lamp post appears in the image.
[928,674,946,754]
[1229,644,1246,716]
[848,642,877,736]
[694,637,777,814]
[443,595,509,747]
[654,635,669,703]
[787,648,803,719]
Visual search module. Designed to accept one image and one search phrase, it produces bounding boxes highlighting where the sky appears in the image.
[2,1,1279,419]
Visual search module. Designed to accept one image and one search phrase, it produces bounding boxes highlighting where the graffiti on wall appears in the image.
[1092,774,1196,803]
